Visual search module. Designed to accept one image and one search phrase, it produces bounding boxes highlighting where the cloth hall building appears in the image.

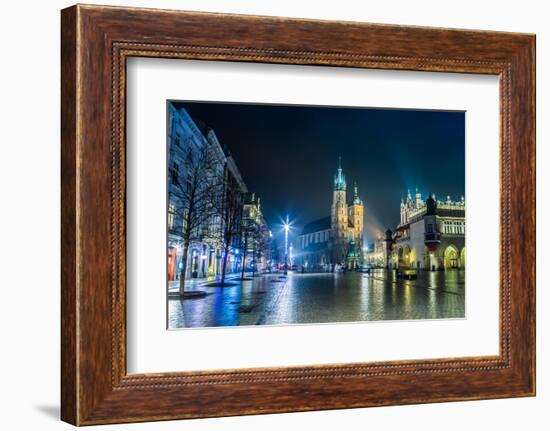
[366,189,466,271]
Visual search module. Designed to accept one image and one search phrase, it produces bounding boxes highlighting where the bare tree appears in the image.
[210,169,244,287]
[169,137,224,296]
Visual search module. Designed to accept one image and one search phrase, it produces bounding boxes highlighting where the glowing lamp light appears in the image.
[282,215,292,273]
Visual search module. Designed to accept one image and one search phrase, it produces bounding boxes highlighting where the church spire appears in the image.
[353,182,363,205]
[334,156,346,191]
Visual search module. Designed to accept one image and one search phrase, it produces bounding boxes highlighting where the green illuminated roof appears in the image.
[334,157,347,191]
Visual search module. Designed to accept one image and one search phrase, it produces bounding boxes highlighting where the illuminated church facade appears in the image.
[296,159,364,270]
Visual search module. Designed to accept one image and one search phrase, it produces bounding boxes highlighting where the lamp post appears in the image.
[283,215,290,275]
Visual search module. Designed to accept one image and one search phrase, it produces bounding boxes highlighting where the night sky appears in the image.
[170,101,465,246]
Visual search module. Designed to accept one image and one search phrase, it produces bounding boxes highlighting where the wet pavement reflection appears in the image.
[168,269,465,329]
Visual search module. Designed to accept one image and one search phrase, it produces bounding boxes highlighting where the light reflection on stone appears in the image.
[168,270,465,329]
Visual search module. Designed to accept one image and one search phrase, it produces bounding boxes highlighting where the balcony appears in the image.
[424,232,441,243]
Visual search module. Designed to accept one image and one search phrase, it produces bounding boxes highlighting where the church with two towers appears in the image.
[296,159,365,270]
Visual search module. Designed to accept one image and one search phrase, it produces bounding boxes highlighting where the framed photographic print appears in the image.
[61,4,536,425]
[162,101,466,330]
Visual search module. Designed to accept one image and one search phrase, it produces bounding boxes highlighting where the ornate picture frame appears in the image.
[61,4,535,425]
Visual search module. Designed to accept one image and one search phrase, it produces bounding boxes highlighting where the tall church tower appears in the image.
[348,182,364,249]
[331,158,348,264]
[346,183,364,270]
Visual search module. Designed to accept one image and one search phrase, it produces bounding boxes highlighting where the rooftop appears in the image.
[300,216,331,236]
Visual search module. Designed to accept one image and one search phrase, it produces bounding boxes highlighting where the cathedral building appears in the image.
[297,159,365,270]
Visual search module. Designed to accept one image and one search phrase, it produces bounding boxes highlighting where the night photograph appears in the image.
[166,101,466,329]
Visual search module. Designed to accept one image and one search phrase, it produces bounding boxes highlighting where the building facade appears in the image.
[297,217,332,271]
[167,104,222,281]
[297,159,365,270]
[366,190,466,271]
[167,104,267,283]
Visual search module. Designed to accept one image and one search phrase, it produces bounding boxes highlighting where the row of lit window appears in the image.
[301,230,330,248]
[169,203,216,235]
[168,203,191,234]
[442,220,465,235]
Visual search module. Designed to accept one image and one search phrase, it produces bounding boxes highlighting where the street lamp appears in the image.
[283,215,290,275]
[289,243,293,264]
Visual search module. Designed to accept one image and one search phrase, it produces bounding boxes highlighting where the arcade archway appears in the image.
[444,245,459,270]
[398,245,412,268]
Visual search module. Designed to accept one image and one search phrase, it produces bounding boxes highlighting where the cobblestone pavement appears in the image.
[168,269,465,329]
